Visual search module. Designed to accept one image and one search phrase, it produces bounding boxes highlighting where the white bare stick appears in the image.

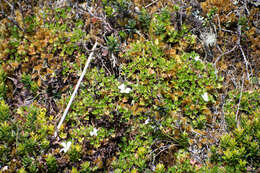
[214,45,237,66]
[145,0,159,8]
[235,74,244,127]
[54,42,98,137]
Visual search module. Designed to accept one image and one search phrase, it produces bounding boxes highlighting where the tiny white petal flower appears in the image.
[124,87,132,93]
[90,128,98,136]
[233,0,238,5]
[145,118,150,125]
[198,16,204,21]
[60,141,72,153]
[118,83,125,90]
[134,6,140,13]
[202,92,209,102]
[194,56,200,62]
[118,84,132,93]
[2,166,8,171]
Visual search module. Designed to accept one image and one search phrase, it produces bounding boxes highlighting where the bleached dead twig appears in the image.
[77,4,113,31]
[145,0,159,8]
[239,45,251,81]
[54,42,98,137]
[235,74,244,127]
[236,18,252,81]
[214,45,237,66]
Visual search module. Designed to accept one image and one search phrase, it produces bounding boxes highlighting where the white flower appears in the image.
[90,128,98,136]
[193,10,204,21]
[118,84,132,93]
[60,141,72,153]
[202,92,209,102]
[134,6,140,13]
[232,0,238,5]
[198,16,204,21]
[145,118,150,125]
[194,56,201,62]
[2,166,8,171]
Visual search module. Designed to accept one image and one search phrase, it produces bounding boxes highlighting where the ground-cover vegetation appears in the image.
[0,0,259,172]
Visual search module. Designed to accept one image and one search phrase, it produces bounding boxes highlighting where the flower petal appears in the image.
[202,92,209,102]
[194,56,200,61]
[145,118,150,125]
[60,141,72,153]
[90,128,98,136]
[124,87,132,93]
[118,84,126,91]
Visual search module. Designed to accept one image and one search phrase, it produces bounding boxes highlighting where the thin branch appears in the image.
[145,0,159,8]
[239,45,250,81]
[237,16,251,81]
[111,53,117,68]
[220,94,227,131]
[54,42,98,137]
[3,0,13,10]
[1,0,25,32]
[214,45,237,66]
[17,0,25,32]
[78,4,113,31]
[4,14,24,31]
[235,74,244,127]
[152,145,169,164]
[221,28,234,33]
[97,54,112,76]
[0,1,4,14]
[216,14,221,32]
